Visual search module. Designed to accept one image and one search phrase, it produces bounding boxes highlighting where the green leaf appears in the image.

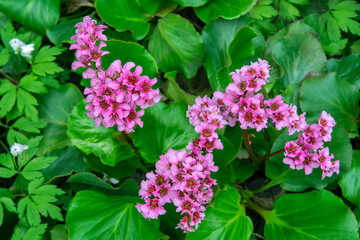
[101,40,158,78]
[21,156,57,180]
[0,48,10,66]
[12,117,47,134]
[19,75,46,94]
[271,31,327,89]
[95,0,150,40]
[67,100,134,166]
[66,190,167,239]
[37,84,83,154]
[278,0,301,21]
[351,40,360,55]
[327,55,360,88]
[32,62,63,77]
[329,0,360,36]
[300,73,359,130]
[0,0,60,35]
[149,14,204,79]
[41,147,90,183]
[339,150,360,207]
[67,172,139,196]
[202,17,251,91]
[84,154,144,180]
[133,102,198,163]
[194,0,257,23]
[138,0,161,14]
[216,26,257,90]
[213,124,242,166]
[0,80,17,117]
[12,223,47,240]
[0,154,16,178]
[34,46,64,64]
[47,18,82,46]
[249,0,277,20]
[50,225,68,240]
[266,125,352,191]
[164,71,196,105]
[187,185,253,240]
[17,88,38,121]
[18,178,64,226]
[172,0,209,7]
[38,75,60,89]
[262,190,358,240]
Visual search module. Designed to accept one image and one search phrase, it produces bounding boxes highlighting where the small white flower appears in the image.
[20,44,34,59]
[9,38,26,54]
[109,177,119,184]
[10,142,29,157]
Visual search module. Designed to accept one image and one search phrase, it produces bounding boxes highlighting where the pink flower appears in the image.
[136,199,166,219]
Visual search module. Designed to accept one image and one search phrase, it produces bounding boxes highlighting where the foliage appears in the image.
[0,0,359,239]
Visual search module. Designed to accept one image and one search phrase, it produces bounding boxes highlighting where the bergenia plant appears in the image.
[1,1,359,239]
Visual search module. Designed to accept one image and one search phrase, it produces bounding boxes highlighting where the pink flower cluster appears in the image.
[136,59,340,233]
[136,94,229,233]
[70,16,160,132]
[283,111,339,179]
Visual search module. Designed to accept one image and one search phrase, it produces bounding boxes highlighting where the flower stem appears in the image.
[121,132,138,152]
[242,129,259,164]
[0,70,18,85]
[251,179,279,194]
[257,148,285,161]
[244,197,268,219]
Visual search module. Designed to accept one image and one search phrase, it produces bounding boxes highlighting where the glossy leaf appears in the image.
[272,31,327,88]
[95,0,150,40]
[67,172,139,197]
[172,0,209,6]
[47,18,82,46]
[101,40,158,78]
[339,150,360,207]
[202,17,251,90]
[0,0,60,35]
[266,126,352,191]
[133,102,198,163]
[164,71,196,105]
[216,26,257,90]
[263,190,358,240]
[327,55,360,88]
[300,73,359,130]
[194,0,257,23]
[187,185,253,240]
[67,100,134,166]
[149,14,204,79]
[66,190,167,239]
[83,154,144,180]
[38,84,83,155]
[41,147,90,183]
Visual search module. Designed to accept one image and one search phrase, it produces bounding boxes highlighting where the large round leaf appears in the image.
[202,18,250,91]
[0,0,60,35]
[300,73,359,130]
[95,0,150,40]
[66,190,167,240]
[37,84,83,155]
[133,102,198,163]
[216,26,257,90]
[172,0,209,7]
[194,0,256,23]
[272,31,327,89]
[148,14,204,79]
[47,18,82,46]
[41,147,90,183]
[101,40,158,78]
[327,55,360,88]
[187,185,253,240]
[67,100,134,166]
[263,190,358,240]
[339,150,360,207]
[266,125,352,192]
